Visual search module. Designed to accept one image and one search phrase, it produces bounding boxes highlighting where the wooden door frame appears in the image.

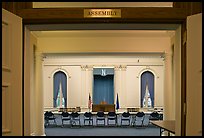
[3,2,202,136]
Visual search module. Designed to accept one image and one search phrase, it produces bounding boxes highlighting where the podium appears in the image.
[92,104,115,112]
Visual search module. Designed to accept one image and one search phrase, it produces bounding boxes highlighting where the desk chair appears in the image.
[121,112,131,126]
[44,111,57,127]
[133,112,145,127]
[96,111,105,126]
[107,111,117,126]
[148,111,160,126]
[71,112,81,127]
[84,112,93,126]
[61,112,71,127]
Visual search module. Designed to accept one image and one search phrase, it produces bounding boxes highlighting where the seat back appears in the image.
[61,112,70,117]
[46,111,54,118]
[71,112,80,118]
[108,111,116,116]
[97,111,105,117]
[149,111,160,120]
[122,112,130,118]
[136,112,145,117]
[84,112,92,118]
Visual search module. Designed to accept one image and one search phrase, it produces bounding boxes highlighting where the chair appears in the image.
[121,112,131,126]
[107,111,117,126]
[44,111,57,127]
[96,111,105,126]
[61,111,71,127]
[84,112,93,126]
[71,112,81,127]
[148,111,160,126]
[133,112,145,127]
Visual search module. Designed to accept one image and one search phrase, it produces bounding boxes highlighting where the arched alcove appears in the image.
[140,71,155,108]
[53,71,67,108]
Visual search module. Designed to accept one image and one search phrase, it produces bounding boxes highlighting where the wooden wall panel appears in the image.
[17,7,187,24]
[173,2,202,16]
[2,2,32,15]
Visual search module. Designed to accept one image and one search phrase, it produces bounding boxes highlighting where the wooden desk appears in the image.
[92,104,115,112]
[150,120,175,136]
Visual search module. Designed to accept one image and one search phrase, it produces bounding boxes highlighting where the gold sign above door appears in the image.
[84,9,121,18]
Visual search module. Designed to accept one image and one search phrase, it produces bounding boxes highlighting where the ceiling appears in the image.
[33,2,173,8]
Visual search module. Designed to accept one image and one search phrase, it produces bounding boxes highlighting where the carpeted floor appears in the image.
[44,114,160,136]
[45,127,160,136]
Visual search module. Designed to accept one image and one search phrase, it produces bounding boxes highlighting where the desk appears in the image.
[92,104,115,112]
[150,120,175,136]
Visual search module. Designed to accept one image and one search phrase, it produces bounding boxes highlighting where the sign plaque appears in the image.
[84,9,121,18]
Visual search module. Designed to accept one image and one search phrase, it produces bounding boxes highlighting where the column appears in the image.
[81,65,87,109]
[121,65,127,108]
[114,65,127,111]
[81,65,93,111]
[34,52,45,136]
[87,65,93,104]
[163,53,174,120]
[114,66,121,110]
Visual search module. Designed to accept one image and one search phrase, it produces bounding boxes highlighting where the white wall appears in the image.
[37,35,171,53]
[126,65,164,108]
[43,65,82,108]
[42,55,164,110]
[35,31,172,112]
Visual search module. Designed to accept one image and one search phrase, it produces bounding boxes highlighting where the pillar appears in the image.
[34,52,45,136]
[81,65,93,111]
[163,52,174,120]
[114,65,127,111]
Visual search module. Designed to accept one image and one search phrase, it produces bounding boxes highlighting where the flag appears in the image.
[88,93,92,110]
[116,93,119,110]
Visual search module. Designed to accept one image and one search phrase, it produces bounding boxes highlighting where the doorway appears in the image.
[24,23,181,136]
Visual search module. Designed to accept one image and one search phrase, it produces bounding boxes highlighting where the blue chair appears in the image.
[121,112,131,126]
[96,111,105,126]
[107,111,117,126]
[44,111,57,127]
[71,112,81,127]
[61,112,71,127]
[133,111,145,127]
[84,112,93,126]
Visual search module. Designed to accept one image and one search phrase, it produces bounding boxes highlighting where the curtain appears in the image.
[53,71,67,107]
[61,72,67,107]
[93,75,114,104]
[53,72,61,107]
[141,71,154,107]
[141,74,146,107]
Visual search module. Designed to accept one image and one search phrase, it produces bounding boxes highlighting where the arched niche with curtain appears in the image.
[53,71,67,108]
[141,71,154,108]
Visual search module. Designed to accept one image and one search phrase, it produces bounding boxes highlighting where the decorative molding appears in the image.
[49,67,71,78]
[137,67,159,78]
[163,52,173,61]
[81,65,93,71]
[114,65,127,71]
[34,52,44,62]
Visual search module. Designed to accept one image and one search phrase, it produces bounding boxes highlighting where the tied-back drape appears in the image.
[53,71,67,107]
[141,71,154,107]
